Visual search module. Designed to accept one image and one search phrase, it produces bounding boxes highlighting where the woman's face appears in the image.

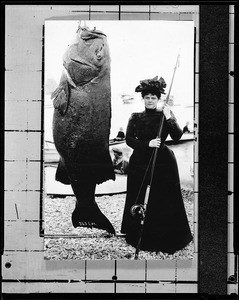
[143,93,159,110]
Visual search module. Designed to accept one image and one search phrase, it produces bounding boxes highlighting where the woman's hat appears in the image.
[135,76,166,94]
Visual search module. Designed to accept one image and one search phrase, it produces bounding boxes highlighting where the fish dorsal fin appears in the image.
[51,81,70,115]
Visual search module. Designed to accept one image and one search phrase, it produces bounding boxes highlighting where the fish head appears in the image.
[63,28,110,86]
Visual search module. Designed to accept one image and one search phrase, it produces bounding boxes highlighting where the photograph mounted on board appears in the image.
[43,20,195,260]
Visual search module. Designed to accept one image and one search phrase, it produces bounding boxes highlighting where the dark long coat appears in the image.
[121,108,193,254]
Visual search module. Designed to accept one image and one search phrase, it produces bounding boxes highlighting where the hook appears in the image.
[76,20,89,34]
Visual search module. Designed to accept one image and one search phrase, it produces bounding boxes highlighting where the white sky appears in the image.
[45,20,194,106]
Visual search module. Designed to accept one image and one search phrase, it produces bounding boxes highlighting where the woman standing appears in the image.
[121,76,193,254]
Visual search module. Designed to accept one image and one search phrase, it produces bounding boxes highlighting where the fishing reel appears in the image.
[130,204,146,221]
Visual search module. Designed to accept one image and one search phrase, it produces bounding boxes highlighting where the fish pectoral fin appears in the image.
[51,81,70,115]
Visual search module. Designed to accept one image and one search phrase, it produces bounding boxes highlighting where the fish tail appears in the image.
[72,203,115,235]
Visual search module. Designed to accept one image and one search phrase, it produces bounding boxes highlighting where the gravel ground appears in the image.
[44,189,194,260]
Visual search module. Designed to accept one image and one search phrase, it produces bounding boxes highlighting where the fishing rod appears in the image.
[132,51,181,260]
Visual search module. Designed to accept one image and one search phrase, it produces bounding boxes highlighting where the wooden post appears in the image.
[199,5,229,294]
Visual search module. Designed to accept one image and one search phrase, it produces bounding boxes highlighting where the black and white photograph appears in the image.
[43,20,195,260]
[3,3,236,296]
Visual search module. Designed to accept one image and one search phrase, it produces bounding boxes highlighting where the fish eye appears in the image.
[95,44,104,56]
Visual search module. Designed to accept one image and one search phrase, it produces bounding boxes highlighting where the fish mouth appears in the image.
[63,66,95,88]
[80,30,106,41]
[71,58,97,70]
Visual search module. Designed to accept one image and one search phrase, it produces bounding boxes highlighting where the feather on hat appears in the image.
[135,76,166,94]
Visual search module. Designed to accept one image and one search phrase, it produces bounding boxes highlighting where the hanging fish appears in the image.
[51,26,115,234]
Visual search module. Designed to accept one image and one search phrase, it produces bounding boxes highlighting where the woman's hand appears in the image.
[163,104,171,120]
[149,138,161,148]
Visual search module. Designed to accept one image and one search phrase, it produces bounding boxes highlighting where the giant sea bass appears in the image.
[51,26,115,234]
